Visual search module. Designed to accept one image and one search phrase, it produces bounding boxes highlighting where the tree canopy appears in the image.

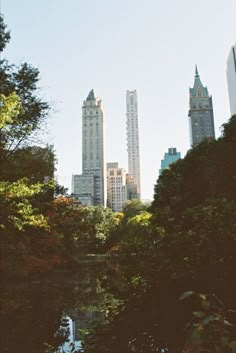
[0,15,49,166]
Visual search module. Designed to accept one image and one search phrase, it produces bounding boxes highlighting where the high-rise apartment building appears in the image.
[227,43,236,116]
[188,67,215,147]
[126,90,141,198]
[107,163,128,212]
[71,89,106,206]
[159,147,181,175]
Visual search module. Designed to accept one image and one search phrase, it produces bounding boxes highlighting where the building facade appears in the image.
[107,163,128,212]
[159,147,181,175]
[71,174,95,206]
[188,67,215,147]
[126,90,141,198]
[71,89,106,206]
[227,43,236,116]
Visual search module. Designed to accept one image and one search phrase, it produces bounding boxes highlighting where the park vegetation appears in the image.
[1,15,236,352]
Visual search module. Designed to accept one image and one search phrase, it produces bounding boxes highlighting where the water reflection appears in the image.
[0,260,125,353]
[56,316,82,353]
[1,259,234,353]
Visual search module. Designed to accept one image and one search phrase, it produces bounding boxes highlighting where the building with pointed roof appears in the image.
[188,67,215,147]
[226,43,236,116]
[71,89,106,206]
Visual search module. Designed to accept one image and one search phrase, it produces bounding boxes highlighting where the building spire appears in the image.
[195,65,199,78]
[87,89,96,101]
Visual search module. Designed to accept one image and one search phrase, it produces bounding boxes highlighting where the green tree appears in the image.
[0,14,10,52]
[221,115,236,142]
[119,211,163,256]
[48,199,117,255]
[1,145,55,182]
[122,199,149,223]
[0,17,61,277]
[0,15,49,168]
[151,116,236,230]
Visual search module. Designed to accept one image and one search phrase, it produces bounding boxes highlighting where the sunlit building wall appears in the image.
[107,162,128,212]
[227,43,236,116]
[126,90,141,198]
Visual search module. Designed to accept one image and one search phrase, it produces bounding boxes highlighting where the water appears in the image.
[0,259,127,353]
[1,258,235,353]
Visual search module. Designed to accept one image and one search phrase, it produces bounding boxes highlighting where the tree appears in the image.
[0,17,61,277]
[0,15,49,167]
[122,199,149,223]
[221,115,236,142]
[118,211,164,256]
[0,14,10,52]
[151,116,236,230]
[1,145,55,182]
[48,199,117,255]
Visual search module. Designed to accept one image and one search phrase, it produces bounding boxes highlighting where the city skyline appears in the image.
[2,0,235,200]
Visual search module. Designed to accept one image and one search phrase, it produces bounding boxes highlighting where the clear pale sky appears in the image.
[1,0,236,201]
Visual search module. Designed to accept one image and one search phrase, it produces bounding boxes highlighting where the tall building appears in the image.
[159,147,181,175]
[71,174,95,206]
[226,43,236,116]
[126,90,141,198]
[126,173,138,200]
[107,162,128,212]
[71,89,106,206]
[188,67,215,147]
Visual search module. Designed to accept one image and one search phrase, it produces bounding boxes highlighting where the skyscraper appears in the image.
[72,89,106,206]
[226,43,236,116]
[159,147,181,175]
[126,90,141,198]
[188,67,215,147]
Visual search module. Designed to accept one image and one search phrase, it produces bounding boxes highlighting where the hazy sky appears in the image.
[1,0,236,200]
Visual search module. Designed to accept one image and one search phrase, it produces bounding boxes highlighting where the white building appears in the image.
[107,163,128,212]
[71,90,106,206]
[227,43,236,116]
[126,90,141,198]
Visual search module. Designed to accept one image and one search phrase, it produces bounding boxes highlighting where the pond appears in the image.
[1,258,235,353]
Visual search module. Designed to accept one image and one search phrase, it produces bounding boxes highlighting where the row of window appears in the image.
[84,110,99,115]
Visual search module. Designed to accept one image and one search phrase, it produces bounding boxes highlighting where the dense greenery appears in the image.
[149,115,236,281]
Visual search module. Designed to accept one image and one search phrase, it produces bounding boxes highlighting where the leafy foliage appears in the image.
[0,16,60,277]
[0,14,10,52]
[0,178,51,231]
[151,117,236,231]
[0,92,22,128]
[48,197,117,254]
[180,291,236,353]
[0,14,49,164]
